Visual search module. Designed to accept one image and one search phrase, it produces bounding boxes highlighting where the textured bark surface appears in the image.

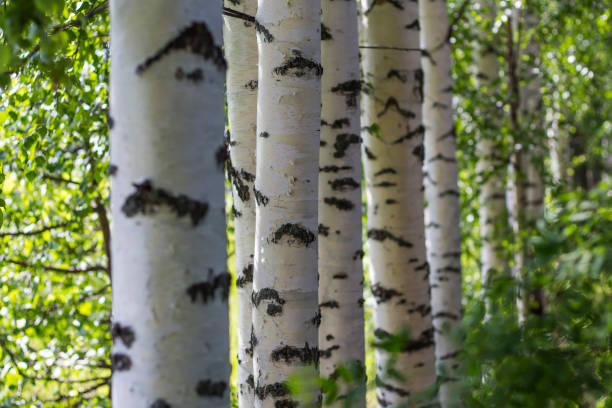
[252,1,321,407]
[319,0,365,406]
[110,2,229,407]
[420,0,463,405]
[360,0,436,406]
[475,0,509,313]
[512,8,545,321]
[223,0,258,405]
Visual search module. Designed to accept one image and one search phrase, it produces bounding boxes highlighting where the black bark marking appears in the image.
[319,301,339,309]
[111,323,135,348]
[358,298,365,307]
[365,0,403,15]
[236,264,254,288]
[413,144,425,162]
[232,205,242,218]
[426,222,440,229]
[255,382,289,399]
[196,380,227,397]
[244,79,258,90]
[443,252,461,258]
[275,400,298,408]
[136,22,225,74]
[311,311,322,327]
[321,23,332,40]
[273,50,323,77]
[374,328,434,353]
[374,168,397,177]
[324,197,354,211]
[271,343,319,365]
[319,345,340,359]
[408,304,432,317]
[440,350,461,360]
[186,270,231,303]
[333,133,362,158]
[121,180,209,226]
[439,189,460,197]
[321,118,350,129]
[216,144,229,170]
[175,67,204,82]
[386,199,397,204]
[320,165,352,174]
[432,101,450,109]
[438,127,455,141]
[318,224,330,236]
[428,153,456,163]
[252,288,286,317]
[432,311,460,320]
[253,187,269,206]
[245,327,258,357]
[368,229,412,247]
[376,377,411,397]
[331,80,361,107]
[333,273,348,279]
[259,131,270,138]
[109,164,118,176]
[150,399,171,408]
[320,140,327,147]
[372,181,397,188]
[437,266,461,274]
[392,125,425,144]
[353,249,365,260]
[328,177,360,191]
[364,146,377,160]
[111,353,132,371]
[377,97,415,119]
[227,163,251,200]
[254,20,274,42]
[107,112,115,130]
[371,283,402,303]
[246,375,255,389]
[267,303,283,316]
[326,334,335,341]
[272,223,316,247]
[405,19,420,30]
[387,69,408,83]
[414,68,424,102]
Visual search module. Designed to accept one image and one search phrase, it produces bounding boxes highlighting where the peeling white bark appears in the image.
[420,0,463,405]
[251,1,321,407]
[360,0,436,405]
[319,1,365,407]
[110,2,229,407]
[223,0,258,406]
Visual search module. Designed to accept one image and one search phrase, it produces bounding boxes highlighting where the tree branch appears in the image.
[447,0,471,41]
[5,259,107,274]
[93,198,111,279]
[223,7,256,23]
[0,222,69,237]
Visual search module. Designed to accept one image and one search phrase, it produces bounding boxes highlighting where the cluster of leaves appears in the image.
[461,181,612,407]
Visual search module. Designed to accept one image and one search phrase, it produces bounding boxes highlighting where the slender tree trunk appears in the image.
[475,0,509,313]
[420,0,463,405]
[251,1,321,407]
[319,1,365,406]
[223,1,258,406]
[360,0,436,405]
[110,2,229,407]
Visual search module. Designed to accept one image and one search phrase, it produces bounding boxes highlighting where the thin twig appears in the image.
[93,198,111,279]
[0,222,69,237]
[223,7,256,23]
[447,0,471,41]
[5,259,107,274]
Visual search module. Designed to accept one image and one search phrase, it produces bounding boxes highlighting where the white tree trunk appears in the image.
[251,1,321,407]
[223,1,258,406]
[110,2,229,407]
[360,0,437,406]
[420,0,463,405]
[475,0,509,312]
[319,1,365,407]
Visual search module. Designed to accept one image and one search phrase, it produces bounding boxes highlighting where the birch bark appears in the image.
[319,1,365,406]
[475,0,509,312]
[360,0,436,405]
[420,0,463,405]
[110,1,229,407]
[223,0,258,406]
[251,1,322,407]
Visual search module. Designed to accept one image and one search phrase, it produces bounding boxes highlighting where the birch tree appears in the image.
[420,0,463,405]
[360,0,436,405]
[475,0,509,312]
[318,1,365,405]
[251,1,322,407]
[110,1,229,407]
[223,1,258,406]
